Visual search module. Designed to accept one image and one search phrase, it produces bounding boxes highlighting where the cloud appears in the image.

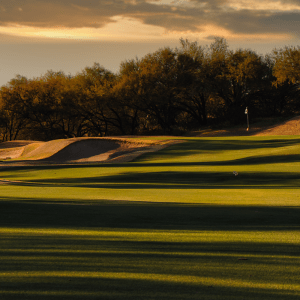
[0,1,116,28]
[0,0,299,39]
[211,10,300,36]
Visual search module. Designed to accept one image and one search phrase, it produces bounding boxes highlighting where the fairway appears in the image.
[1,136,300,299]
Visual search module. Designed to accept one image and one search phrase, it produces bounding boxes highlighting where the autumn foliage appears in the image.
[0,38,299,141]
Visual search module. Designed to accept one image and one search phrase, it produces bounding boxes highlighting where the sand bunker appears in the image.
[0,137,180,166]
[1,116,299,166]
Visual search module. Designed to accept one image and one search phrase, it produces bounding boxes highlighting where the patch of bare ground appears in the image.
[189,115,300,137]
[254,115,300,136]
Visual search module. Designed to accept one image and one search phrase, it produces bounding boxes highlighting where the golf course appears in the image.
[0,121,300,299]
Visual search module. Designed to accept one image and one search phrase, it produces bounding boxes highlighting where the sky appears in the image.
[0,0,300,86]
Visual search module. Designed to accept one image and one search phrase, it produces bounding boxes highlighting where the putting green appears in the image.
[0,136,300,299]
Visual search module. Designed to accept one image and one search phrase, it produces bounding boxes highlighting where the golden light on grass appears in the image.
[1,226,300,296]
[1,227,299,243]
[1,270,300,291]
[1,136,300,299]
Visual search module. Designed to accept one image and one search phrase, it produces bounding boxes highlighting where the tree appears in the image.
[175,39,211,127]
[270,46,300,114]
[24,71,68,140]
[272,46,300,86]
[73,63,117,136]
[136,47,181,133]
[213,47,269,123]
[112,59,145,135]
[0,76,30,141]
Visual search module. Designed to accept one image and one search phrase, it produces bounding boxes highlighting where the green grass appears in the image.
[0,136,300,299]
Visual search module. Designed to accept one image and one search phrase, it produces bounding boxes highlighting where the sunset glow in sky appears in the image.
[1,0,299,85]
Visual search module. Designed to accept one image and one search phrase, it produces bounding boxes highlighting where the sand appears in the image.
[0,116,299,167]
[0,137,181,166]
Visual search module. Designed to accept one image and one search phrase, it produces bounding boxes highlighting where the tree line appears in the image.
[0,38,299,141]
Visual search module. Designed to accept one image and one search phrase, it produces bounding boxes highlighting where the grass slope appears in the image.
[0,136,300,299]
